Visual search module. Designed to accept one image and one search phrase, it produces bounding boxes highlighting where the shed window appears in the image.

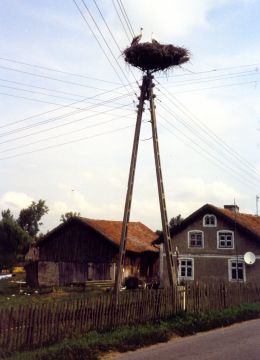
[203,214,217,227]
[217,231,234,249]
[188,231,204,248]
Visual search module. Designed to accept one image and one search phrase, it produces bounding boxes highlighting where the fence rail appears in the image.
[1,283,260,357]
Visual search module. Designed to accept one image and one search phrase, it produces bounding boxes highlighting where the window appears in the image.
[179,259,194,280]
[228,259,245,282]
[203,214,217,227]
[188,231,204,248]
[217,231,234,249]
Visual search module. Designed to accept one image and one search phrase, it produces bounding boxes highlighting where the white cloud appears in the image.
[0,192,33,216]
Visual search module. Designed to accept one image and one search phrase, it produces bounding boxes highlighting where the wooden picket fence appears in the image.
[1,283,260,357]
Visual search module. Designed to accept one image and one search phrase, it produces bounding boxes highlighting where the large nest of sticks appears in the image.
[123,42,190,72]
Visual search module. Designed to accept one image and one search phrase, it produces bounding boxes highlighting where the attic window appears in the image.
[203,214,217,227]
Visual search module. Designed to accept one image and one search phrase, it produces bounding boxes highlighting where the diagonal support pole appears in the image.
[114,75,149,300]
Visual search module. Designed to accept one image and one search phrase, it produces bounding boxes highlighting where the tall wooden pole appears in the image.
[114,72,177,301]
[148,74,177,286]
[114,75,149,300]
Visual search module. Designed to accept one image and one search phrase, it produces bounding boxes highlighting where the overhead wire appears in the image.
[0,94,132,138]
[0,57,122,85]
[0,83,132,130]
[0,102,133,146]
[157,81,260,178]
[0,111,134,154]
[158,101,260,188]
[91,0,138,83]
[116,0,135,37]
[0,124,134,161]
[111,0,131,42]
[157,118,259,191]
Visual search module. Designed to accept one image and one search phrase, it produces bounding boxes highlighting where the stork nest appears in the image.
[123,42,190,72]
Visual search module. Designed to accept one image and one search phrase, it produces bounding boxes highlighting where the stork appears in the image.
[151,32,159,45]
[131,27,143,46]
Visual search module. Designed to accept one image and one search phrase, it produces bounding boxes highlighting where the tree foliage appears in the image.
[60,212,81,223]
[0,199,48,270]
[17,200,49,237]
[169,214,183,230]
[0,217,31,270]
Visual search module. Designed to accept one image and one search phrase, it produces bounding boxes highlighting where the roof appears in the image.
[155,203,260,243]
[43,217,159,253]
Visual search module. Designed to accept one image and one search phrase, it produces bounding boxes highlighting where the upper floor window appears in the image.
[228,259,245,282]
[217,230,234,249]
[203,214,217,227]
[188,231,204,248]
[179,258,194,280]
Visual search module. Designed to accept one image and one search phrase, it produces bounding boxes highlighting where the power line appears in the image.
[111,0,131,42]
[0,65,125,93]
[0,94,132,138]
[157,62,260,78]
[116,0,135,37]
[91,0,138,83]
[157,82,260,179]
[157,110,260,191]
[158,118,259,191]
[0,84,131,130]
[80,0,136,96]
[0,103,133,146]
[0,83,133,108]
[0,124,134,161]
[0,111,133,154]
[0,57,122,85]
[157,101,260,187]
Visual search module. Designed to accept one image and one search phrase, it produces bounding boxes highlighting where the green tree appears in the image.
[1,209,14,221]
[169,214,183,230]
[60,211,81,223]
[0,217,31,270]
[17,200,49,237]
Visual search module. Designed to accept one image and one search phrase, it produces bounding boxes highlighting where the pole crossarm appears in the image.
[114,72,177,301]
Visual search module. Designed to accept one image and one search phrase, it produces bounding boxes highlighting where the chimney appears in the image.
[224,204,239,213]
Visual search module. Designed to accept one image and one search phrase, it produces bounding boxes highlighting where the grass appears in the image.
[5,302,260,360]
[0,276,105,308]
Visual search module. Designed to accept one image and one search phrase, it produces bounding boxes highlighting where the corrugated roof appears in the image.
[79,218,158,253]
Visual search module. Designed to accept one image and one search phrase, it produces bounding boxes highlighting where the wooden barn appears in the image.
[26,217,159,287]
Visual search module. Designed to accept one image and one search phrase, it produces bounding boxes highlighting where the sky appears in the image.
[0,0,260,233]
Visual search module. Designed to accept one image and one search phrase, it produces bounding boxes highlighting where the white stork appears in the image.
[131,27,143,46]
[151,32,159,45]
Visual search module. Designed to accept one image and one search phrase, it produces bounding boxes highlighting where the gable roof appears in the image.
[43,217,159,253]
[171,204,260,240]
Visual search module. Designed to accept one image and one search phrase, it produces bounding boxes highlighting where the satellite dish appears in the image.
[244,252,256,265]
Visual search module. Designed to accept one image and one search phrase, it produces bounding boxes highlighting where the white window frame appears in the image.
[188,230,204,248]
[203,214,217,227]
[178,258,194,281]
[228,259,246,282]
[217,230,234,249]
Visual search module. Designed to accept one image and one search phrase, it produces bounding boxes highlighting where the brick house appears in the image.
[159,204,260,285]
[26,217,159,287]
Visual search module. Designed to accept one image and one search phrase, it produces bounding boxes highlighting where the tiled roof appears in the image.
[169,203,260,241]
[211,205,260,238]
[79,218,158,253]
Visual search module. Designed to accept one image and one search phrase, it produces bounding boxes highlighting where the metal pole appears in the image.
[148,73,177,287]
[114,75,149,300]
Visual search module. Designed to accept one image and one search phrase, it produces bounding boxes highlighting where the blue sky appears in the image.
[0,0,260,232]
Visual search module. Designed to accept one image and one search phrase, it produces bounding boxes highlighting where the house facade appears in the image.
[159,204,260,285]
[26,217,159,287]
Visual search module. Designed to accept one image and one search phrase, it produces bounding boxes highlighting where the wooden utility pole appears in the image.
[114,72,177,300]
